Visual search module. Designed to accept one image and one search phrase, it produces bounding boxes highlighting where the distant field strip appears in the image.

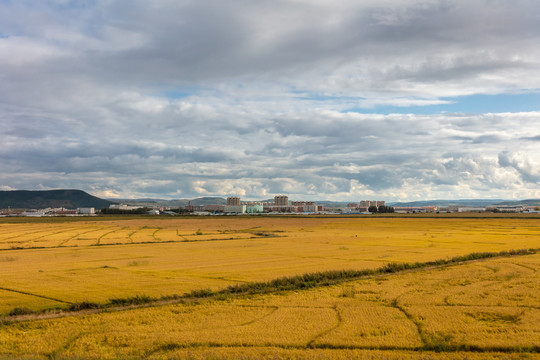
[0,222,283,249]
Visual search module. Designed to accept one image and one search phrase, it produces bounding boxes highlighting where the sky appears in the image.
[1,0,540,202]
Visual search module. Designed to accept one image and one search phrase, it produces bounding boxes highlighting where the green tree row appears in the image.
[368,205,395,213]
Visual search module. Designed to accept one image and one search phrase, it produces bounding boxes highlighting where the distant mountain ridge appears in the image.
[0,190,115,209]
[388,199,540,207]
[494,199,540,206]
[110,197,227,207]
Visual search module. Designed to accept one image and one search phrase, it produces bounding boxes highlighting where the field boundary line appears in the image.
[508,261,537,273]
[152,228,162,241]
[141,340,540,355]
[436,303,540,309]
[389,298,426,349]
[0,232,286,251]
[307,304,342,348]
[1,229,50,241]
[57,227,104,246]
[0,286,72,304]
[46,330,88,360]
[4,227,84,248]
[238,306,279,327]
[96,228,121,245]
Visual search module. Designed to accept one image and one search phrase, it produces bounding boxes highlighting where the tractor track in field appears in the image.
[46,331,88,360]
[306,304,342,348]
[96,228,123,245]
[57,227,111,246]
[0,229,51,242]
[509,261,537,273]
[237,305,279,326]
[389,298,428,348]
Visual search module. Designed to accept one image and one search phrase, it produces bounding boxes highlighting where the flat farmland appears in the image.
[1,216,539,310]
[1,251,539,359]
[1,215,539,359]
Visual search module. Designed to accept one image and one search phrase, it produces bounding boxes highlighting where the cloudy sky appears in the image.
[1,0,540,201]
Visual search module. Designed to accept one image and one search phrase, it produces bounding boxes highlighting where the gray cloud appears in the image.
[1,1,539,201]
[498,151,540,184]
[521,135,540,142]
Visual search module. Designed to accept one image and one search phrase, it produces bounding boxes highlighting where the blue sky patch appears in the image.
[346,92,540,115]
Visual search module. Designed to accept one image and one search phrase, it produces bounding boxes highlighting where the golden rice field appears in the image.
[0,215,539,359]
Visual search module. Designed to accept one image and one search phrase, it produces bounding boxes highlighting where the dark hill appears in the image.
[494,199,540,206]
[0,190,115,209]
[111,197,227,207]
[388,199,540,207]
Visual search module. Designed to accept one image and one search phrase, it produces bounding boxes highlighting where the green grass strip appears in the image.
[208,248,538,297]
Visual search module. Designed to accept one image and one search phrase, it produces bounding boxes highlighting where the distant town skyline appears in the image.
[1,1,539,202]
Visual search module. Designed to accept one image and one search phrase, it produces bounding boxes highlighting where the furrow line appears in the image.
[0,286,72,304]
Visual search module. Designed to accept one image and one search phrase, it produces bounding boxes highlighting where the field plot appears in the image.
[0,219,286,249]
[0,216,539,312]
[0,289,66,315]
[1,253,538,359]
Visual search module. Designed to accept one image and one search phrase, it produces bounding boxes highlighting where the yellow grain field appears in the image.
[1,216,539,311]
[1,253,538,359]
[0,215,539,359]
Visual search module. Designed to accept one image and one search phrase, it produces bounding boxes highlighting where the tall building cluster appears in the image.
[359,200,385,208]
[221,196,387,214]
[223,195,322,213]
[273,195,289,206]
[226,197,241,206]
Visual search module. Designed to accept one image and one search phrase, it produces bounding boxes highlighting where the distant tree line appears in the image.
[368,205,395,213]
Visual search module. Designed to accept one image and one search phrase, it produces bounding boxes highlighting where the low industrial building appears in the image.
[246,205,263,213]
[224,205,246,213]
[458,207,486,212]
[78,208,95,215]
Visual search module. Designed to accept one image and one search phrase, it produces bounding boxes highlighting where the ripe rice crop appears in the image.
[0,253,538,359]
[0,216,539,312]
[0,215,539,359]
